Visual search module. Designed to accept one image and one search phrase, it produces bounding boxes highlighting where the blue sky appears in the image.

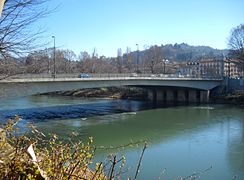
[40,0,244,57]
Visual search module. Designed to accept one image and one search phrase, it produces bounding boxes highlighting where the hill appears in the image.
[136,43,228,62]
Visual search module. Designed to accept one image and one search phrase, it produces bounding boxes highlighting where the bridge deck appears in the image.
[0,76,223,99]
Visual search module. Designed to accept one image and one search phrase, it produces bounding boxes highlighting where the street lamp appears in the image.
[52,36,56,78]
[136,44,139,73]
[162,59,168,74]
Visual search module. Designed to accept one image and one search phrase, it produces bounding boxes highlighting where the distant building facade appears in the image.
[178,57,243,78]
[224,59,243,78]
[199,58,223,78]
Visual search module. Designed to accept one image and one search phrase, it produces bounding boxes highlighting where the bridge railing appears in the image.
[0,73,224,80]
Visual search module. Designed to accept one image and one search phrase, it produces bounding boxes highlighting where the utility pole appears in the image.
[52,36,56,78]
[136,44,139,73]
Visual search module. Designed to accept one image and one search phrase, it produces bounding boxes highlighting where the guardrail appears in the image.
[0,73,224,80]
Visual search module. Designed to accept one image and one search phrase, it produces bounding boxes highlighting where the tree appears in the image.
[124,47,133,72]
[62,49,77,73]
[117,48,123,73]
[79,51,90,61]
[78,51,94,73]
[143,45,163,74]
[0,0,51,58]
[0,56,25,77]
[228,24,244,69]
[25,49,50,73]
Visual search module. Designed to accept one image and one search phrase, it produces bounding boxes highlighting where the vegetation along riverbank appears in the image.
[43,87,148,100]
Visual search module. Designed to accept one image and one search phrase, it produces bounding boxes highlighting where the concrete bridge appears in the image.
[0,74,223,103]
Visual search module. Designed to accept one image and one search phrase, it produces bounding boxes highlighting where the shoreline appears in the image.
[42,87,148,100]
[42,87,244,106]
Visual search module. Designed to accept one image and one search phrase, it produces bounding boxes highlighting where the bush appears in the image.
[0,116,149,180]
[0,116,105,179]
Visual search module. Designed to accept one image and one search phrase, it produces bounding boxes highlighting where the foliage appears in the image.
[0,116,148,179]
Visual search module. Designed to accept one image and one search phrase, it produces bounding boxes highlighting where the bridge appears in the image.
[0,74,223,102]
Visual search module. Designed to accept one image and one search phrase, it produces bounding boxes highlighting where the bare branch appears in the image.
[0,0,53,58]
[134,142,147,180]
[228,24,244,68]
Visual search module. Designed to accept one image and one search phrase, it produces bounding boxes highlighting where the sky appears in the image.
[39,0,244,57]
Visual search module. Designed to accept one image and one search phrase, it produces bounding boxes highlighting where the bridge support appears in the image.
[147,89,156,101]
[188,90,197,103]
[147,88,211,103]
[177,90,187,102]
[200,90,210,103]
[156,90,165,101]
[166,90,174,103]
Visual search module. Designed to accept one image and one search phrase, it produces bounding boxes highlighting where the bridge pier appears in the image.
[200,90,210,103]
[166,89,174,103]
[147,89,156,101]
[147,88,211,104]
[188,89,198,103]
[156,90,165,101]
[177,90,187,102]
[154,89,190,104]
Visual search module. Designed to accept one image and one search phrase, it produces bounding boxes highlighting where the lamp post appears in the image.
[162,59,168,74]
[162,59,166,74]
[136,44,139,73]
[52,36,56,78]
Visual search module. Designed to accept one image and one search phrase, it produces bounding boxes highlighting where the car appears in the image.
[78,73,90,78]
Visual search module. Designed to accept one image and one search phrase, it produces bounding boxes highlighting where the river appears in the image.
[0,95,244,179]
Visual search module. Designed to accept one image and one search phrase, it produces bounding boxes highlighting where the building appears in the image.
[224,59,243,78]
[177,57,243,78]
[199,58,223,78]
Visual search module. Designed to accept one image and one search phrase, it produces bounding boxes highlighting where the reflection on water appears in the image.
[0,95,244,179]
[227,119,244,174]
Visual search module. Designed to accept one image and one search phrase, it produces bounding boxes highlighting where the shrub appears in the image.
[0,116,104,179]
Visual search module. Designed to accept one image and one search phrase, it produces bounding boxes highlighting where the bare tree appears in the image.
[143,45,163,73]
[228,24,244,69]
[0,56,25,77]
[25,49,50,73]
[124,47,133,72]
[95,56,116,73]
[117,48,122,73]
[0,0,52,58]
[79,51,90,61]
[78,51,94,73]
[62,49,77,73]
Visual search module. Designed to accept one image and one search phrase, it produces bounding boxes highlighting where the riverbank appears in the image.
[43,87,244,106]
[212,91,244,105]
[43,87,148,100]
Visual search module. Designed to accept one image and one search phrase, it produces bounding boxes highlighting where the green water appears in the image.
[0,96,244,179]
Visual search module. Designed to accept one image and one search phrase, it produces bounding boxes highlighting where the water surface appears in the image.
[0,95,243,179]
